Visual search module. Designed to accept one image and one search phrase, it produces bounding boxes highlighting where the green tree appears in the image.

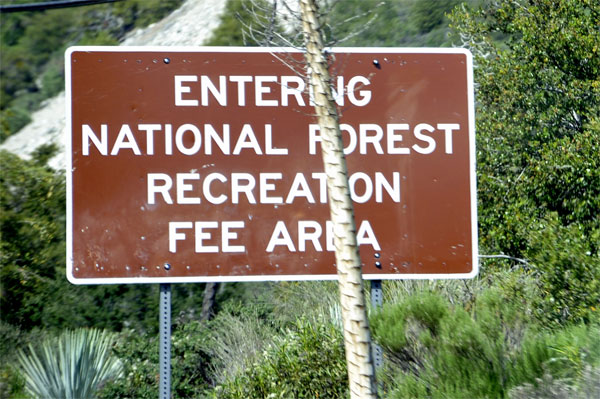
[0,150,66,329]
[450,0,600,323]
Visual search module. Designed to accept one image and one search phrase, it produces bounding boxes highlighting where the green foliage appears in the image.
[0,322,46,398]
[214,319,347,398]
[205,0,251,46]
[270,281,340,326]
[526,213,600,324]
[372,289,600,398]
[0,47,35,110]
[98,301,283,398]
[94,292,345,398]
[450,0,600,252]
[202,302,279,383]
[411,0,461,34]
[0,150,66,328]
[513,324,600,385]
[17,328,122,399]
[370,292,448,353]
[28,143,58,166]
[509,365,600,399]
[0,366,27,399]
[450,0,600,324]
[205,0,477,49]
[0,107,31,142]
[521,125,600,227]
[98,321,213,399]
[0,150,210,336]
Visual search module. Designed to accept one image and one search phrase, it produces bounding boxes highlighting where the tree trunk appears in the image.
[298,0,377,397]
[201,282,219,321]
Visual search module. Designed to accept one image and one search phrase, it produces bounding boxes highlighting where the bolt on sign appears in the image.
[66,47,477,284]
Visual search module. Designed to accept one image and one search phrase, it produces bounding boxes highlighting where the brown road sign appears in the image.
[66,47,477,284]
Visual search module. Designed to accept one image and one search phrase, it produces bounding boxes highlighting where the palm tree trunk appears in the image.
[299,0,377,397]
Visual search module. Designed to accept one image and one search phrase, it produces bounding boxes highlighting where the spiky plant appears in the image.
[17,328,122,399]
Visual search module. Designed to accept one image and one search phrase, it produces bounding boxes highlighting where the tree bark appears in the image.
[298,0,377,397]
[201,282,219,321]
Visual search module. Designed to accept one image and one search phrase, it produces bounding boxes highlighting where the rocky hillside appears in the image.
[0,0,226,170]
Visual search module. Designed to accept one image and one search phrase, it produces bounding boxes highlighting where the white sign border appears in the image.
[65,46,478,285]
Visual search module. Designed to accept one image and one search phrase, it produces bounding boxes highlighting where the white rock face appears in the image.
[1,93,67,170]
[0,0,226,170]
[121,0,225,46]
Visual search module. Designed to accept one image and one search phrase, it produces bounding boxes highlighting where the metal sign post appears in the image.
[370,279,383,369]
[159,283,171,399]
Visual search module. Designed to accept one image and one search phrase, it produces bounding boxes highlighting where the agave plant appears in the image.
[17,328,123,399]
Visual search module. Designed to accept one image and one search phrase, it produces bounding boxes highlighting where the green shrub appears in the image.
[372,290,600,398]
[516,122,600,324]
[0,364,27,399]
[509,365,600,399]
[270,281,340,326]
[98,321,213,399]
[202,302,279,384]
[17,329,122,399]
[0,323,47,399]
[214,319,347,398]
[0,151,66,329]
[0,107,31,142]
[325,0,478,47]
[513,324,600,385]
[370,291,448,355]
[96,330,158,399]
[0,151,208,335]
[525,214,600,324]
